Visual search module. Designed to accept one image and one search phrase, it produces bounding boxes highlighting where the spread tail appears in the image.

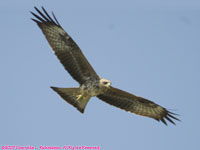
[51,87,91,113]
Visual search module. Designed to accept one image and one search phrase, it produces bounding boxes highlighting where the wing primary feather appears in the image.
[97,86,180,125]
[52,11,61,26]
[168,111,179,116]
[41,7,56,24]
[30,11,46,23]
[165,116,175,125]
[160,118,167,125]
[167,113,180,121]
[34,6,50,22]
[30,17,39,23]
[31,7,99,85]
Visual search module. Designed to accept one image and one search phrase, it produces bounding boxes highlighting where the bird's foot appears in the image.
[76,94,82,101]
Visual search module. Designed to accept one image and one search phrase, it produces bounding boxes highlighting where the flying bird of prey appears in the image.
[31,7,179,125]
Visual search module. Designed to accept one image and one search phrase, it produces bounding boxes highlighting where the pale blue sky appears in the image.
[1,0,200,149]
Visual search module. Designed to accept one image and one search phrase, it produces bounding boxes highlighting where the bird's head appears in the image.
[100,78,111,87]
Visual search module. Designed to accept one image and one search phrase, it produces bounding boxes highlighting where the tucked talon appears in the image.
[76,94,82,100]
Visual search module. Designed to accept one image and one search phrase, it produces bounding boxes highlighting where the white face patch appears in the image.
[100,78,111,87]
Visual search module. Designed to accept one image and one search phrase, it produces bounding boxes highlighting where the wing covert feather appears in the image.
[31,7,99,84]
[97,86,180,125]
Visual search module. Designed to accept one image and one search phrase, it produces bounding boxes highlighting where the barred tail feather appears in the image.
[50,87,91,113]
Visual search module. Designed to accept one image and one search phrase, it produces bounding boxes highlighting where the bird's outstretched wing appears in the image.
[97,87,180,125]
[31,7,99,85]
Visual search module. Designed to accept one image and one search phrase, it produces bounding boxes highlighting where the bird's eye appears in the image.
[103,82,108,85]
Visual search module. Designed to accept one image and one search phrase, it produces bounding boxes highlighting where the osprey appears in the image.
[31,7,180,125]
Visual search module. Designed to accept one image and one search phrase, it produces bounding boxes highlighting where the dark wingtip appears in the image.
[30,11,38,22]
[168,111,181,121]
[31,18,40,24]
[52,11,61,26]
[161,118,168,126]
[160,110,180,126]
[165,116,176,125]
[31,6,61,27]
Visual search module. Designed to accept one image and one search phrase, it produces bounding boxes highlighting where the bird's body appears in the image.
[31,7,180,125]
[51,78,110,113]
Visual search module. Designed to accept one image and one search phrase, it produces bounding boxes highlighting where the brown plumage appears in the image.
[31,7,180,125]
[97,87,179,125]
[31,7,99,85]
